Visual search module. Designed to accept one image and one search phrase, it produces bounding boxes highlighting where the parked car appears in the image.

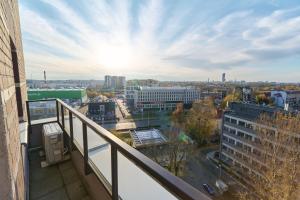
[202,184,215,196]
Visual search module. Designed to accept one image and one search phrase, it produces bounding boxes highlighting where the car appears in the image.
[214,151,220,158]
[202,184,215,196]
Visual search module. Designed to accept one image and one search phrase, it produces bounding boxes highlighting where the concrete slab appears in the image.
[29,150,90,200]
[59,161,74,172]
[30,171,64,199]
[66,180,88,200]
[61,167,80,185]
[37,188,68,200]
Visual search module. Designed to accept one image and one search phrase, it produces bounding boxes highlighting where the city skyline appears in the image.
[20,0,300,82]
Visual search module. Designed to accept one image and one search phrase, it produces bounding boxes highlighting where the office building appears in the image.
[222,73,226,83]
[104,75,126,90]
[220,102,298,181]
[87,100,116,122]
[270,90,300,110]
[125,86,201,110]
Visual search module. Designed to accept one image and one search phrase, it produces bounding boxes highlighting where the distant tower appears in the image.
[44,70,47,84]
[222,73,226,83]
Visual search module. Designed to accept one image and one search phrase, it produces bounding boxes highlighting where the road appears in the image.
[182,147,240,200]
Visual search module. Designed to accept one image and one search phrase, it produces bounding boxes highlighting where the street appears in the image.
[182,146,240,200]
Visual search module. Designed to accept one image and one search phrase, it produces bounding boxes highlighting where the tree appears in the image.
[185,98,217,146]
[256,94,273,105]
[239,112,300,200]
[143,104,192,176]
[86,88,99,98]
[144,129,193,176]
[171,103,185,127]
[221,92,241,109]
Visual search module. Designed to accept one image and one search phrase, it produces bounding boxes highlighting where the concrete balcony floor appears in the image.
[29,150,90,200]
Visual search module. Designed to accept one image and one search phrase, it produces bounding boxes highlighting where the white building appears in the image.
[271,90,300,110]
[125,86,201,110]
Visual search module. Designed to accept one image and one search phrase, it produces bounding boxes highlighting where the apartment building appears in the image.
[0,0,28,199]
[220,102,281,179]
[125,86,201,110]
[104,75,126,90]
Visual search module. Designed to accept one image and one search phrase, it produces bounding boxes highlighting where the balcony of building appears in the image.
[24,99,210,200]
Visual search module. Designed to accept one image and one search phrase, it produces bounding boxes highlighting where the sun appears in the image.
[97,45,133,70]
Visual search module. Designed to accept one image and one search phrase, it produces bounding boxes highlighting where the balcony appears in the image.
[25,99,210,200]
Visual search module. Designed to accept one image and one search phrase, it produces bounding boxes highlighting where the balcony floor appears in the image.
[29,150,90,200]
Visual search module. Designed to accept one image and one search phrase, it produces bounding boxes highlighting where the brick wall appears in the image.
[0,0,27,199]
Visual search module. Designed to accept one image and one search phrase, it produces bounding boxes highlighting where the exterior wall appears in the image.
[0,1,27,199]
[219,106,299,182]
[221,114,265,178]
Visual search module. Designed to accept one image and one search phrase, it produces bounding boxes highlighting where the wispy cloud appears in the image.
[20,0,300,81]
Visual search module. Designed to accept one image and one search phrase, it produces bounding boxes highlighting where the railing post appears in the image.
[25,101,31,126]
[111,144,118,200]
[61,104,65,129]
[56,100,60,123]
[69,112,74,151]
[82,123,90,175]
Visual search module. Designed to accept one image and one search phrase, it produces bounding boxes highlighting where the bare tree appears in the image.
[142,103,193,176]
[239,112,300,200]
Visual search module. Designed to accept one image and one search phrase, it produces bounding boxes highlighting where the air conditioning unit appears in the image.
[43,122,64,165]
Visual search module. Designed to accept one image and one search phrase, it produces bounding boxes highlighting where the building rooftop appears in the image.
[139,86,195,91]
[270,90,300,94]
[130,129,167,148]
[29,88,86,91]
[226,102,280,121]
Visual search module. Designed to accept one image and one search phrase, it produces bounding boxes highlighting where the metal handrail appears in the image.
[27,99,210,200]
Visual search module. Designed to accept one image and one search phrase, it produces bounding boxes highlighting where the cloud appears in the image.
[20,0,300,81]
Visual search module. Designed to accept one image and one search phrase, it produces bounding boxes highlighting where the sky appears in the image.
[20,0,300,82]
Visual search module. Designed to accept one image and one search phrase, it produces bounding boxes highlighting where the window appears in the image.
[225,117,230,122]
[236,142,243,148]
[237,131,244,137]
[230,129,236,135]
[10,38,24,121]
[245,134,252,141]
[246,123,253,130]
[238,121,245,127]
[231,119,237,124]
[229,138,235,145]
